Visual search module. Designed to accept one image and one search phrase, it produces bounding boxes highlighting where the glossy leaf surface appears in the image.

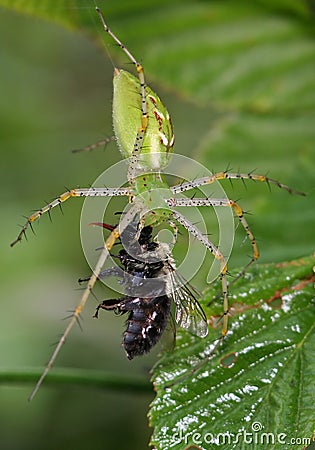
[150,256,315,449]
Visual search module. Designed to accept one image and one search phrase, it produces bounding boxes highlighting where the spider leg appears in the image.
[170,209,229,340]
[96,7,148,131]
[27,228,119,401]
[28,203,143,401]
[162,208,232,387]
[72,136,115,153]
[168,197,259,285]
[96,8,148,183]
[171,171,305,196]
[11,187,130,246]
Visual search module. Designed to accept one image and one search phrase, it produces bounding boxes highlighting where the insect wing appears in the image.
[169,270,208,338]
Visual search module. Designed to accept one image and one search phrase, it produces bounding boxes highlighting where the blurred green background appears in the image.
[0,1,314,449]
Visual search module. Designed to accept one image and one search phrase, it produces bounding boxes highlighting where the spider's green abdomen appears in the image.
[113,69,174,171]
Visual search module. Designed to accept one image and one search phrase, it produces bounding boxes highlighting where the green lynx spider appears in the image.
[11,7,303,400]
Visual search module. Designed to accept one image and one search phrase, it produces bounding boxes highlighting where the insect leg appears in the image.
[11,187,130,246]
[78,267,122,284]
[93,298,124,318]
[171,171,305,196]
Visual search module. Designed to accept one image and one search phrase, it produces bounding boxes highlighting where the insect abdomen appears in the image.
[123,295,171,359]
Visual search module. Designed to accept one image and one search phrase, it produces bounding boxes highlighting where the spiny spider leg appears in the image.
[168,197,259,286]
[96,7,148,183]
[28,203,143,401]
[10,187,130,247]
[27,229,116,401]
[96,7,148,129]
[171,171,306,196]
[171,210,229,339]
[127,130,146,183]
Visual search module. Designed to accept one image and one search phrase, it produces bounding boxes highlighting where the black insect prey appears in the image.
[83,219,208,360]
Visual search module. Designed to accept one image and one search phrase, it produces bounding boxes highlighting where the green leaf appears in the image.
[2,0,315,113]
[150,255,315,450]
